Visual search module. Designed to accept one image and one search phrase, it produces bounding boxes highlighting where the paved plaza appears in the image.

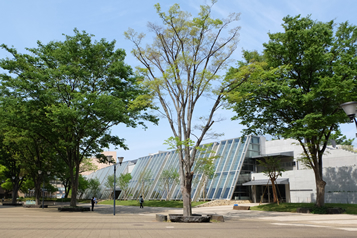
[1,203,357,237]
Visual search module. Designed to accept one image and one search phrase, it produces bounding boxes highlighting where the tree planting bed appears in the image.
[58,206,90,212]
[169,214,211,223]
[2,203,23,206]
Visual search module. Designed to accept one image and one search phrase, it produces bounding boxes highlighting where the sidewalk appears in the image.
[0,203,356,238]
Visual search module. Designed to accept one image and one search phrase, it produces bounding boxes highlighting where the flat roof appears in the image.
[249,151,294,159]
[242,178,289,186]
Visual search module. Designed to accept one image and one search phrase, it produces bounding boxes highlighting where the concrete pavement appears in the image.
[0,203,356,237]
[191,204,357,232]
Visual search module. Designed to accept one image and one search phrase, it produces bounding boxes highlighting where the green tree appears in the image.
[118,173,132,200]
[0,29,157,207]
[137,170,153,199]
[1,179,13,195]
[20,179,35,196]
[77,175,89,199]
[88,178,101,198]
[0,115,57,205]
[104,174,119,199]
[329,128,354,145]
[159,168,179,201]
[224,15,357,207]
[80,158,98,175]
[125,1,242,216]
[0,165,6,183]
[0,138,26,204]
[257,157,285,205]
[51,158,73,199]
[55,157,97,199]
[194,150,217,201]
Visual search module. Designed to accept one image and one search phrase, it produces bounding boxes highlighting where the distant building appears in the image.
[81,151,117,176]
[84,136,357,204]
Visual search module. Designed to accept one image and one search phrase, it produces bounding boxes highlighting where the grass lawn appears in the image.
[250,203,357,215]
[98,200,207,208]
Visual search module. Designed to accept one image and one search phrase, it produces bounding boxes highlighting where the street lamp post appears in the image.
[38,170,44,209]
[1,180,4,203]
[11,176,15,204]
[46,172,51,199]
[107,155,124,216]
[38,171,50,209]
[340,101,357,137]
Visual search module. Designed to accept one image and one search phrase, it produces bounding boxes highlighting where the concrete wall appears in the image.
[128,163,135,174]
[324,165,357,203]
[254,139,357,204]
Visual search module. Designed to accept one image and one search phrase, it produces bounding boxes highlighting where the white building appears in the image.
[249,138,357,204]
[85,136,357,204]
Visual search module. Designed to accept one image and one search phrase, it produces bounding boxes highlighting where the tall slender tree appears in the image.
[137,170,153,199]
[159,167,179,201]
[125,1,242,216]
[105,174,119,199]
[194,152,217,202]
[118,173,132,200]
[257,157,285,205]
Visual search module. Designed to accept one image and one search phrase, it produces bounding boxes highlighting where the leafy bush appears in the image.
[311,206,328,214]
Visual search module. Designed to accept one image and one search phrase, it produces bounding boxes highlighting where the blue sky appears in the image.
[1,0,357,161]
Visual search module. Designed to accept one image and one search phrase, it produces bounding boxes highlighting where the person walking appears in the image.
[139,195,144,208]
[91,197,95,211]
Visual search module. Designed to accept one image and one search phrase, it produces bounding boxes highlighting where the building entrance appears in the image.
[256,184,286,203]
[232,185,251,200]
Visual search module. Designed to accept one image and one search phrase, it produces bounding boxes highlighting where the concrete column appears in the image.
[285,184,291,203]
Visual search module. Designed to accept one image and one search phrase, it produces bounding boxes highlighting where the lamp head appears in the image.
[106,155,114,164]
[118,157,124,165]
[340,101,357,121]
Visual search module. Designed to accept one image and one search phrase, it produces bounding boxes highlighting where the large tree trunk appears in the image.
[70,163,79,207]
[35,181,41,206]
[11,184,18,204]
[63,178,71,198]
[70,178,78,206]
[182,183,192,217]
[271,179,279,205]
[315,177,326,207]
[314,154,326,207]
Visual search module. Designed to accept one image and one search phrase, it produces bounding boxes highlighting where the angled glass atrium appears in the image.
[84,135,261,200]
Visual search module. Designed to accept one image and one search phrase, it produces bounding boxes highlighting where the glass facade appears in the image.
[85,135,261,200]
[82,161,129,199]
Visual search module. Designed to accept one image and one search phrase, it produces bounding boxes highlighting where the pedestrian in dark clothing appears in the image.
[139,195,144,208]
[91,197,95,211]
